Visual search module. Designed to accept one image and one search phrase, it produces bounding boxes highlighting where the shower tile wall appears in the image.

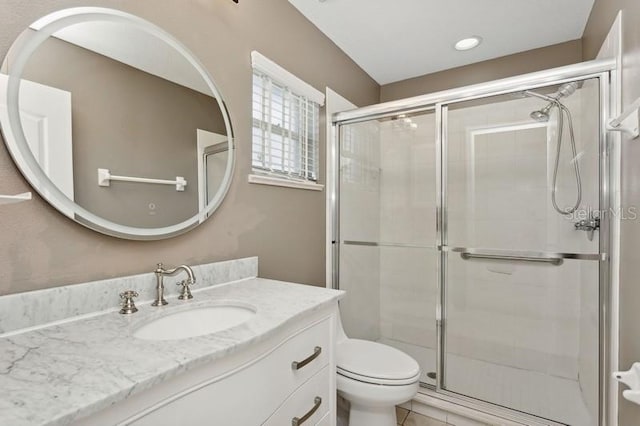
[446,94,598,365]
[339,121,382,341]
[447,94,598,254]
[339,245,381,340]
[339,113,439,384]
[378,114,438,384]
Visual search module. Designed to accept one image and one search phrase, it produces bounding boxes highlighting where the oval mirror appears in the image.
[0,7,234,239]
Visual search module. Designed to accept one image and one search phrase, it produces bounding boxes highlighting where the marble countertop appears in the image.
[0,278,344,426]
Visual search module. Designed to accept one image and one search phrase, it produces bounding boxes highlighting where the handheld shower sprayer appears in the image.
[524,82,582,216]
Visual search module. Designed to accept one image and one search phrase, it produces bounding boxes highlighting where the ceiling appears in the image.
[288,0,595,85]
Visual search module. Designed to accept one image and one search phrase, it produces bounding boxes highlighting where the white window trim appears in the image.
[248,173,324,191]
[251,51,325,106]
[250,51,324,190]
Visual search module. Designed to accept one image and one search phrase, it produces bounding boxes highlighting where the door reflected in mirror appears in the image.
[0,8,234,239]
[197,129,229,213]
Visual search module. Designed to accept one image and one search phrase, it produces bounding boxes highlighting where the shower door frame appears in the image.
[331,58,616,426]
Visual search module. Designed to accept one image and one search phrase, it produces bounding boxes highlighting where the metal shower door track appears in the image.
[333,58,615,125]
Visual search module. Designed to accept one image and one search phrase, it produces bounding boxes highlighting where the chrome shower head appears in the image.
[524,81,579,122]
[530,103,553,122]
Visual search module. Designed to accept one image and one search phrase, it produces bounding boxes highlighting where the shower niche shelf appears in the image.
[0,192,32,205]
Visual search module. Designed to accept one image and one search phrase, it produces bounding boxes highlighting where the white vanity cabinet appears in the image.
[74,306,338,426]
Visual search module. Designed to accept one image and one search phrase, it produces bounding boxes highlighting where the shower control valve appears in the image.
[574,216,600,241]
[574,216,600,230]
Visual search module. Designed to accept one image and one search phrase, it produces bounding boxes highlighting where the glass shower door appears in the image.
[441,79,601,426]
[338,111,439,386]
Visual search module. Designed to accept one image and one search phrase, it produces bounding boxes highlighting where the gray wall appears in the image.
[380,40,583,102]
[0,0,379,295]
[583,1,640,424]
[22,36,224,228]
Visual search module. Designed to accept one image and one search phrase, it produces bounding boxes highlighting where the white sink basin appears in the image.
[133,303,256,341]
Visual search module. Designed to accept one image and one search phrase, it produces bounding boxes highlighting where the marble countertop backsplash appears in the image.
[0,257,258,335]
[0,257,344,426]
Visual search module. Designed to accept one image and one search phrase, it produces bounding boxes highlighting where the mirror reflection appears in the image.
[0,10,233,235]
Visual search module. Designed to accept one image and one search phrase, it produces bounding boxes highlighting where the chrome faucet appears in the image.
[152,263,197,306]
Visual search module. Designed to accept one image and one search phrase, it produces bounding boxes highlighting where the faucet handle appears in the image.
[176,279,194,300]
[119,290,139,314]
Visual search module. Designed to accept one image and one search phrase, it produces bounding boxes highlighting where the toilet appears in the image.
[336,317,421,426]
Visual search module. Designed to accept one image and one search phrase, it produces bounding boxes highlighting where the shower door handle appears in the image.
[459,251,563,265]
[448,247,603,263]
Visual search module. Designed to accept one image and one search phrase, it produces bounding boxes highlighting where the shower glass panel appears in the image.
[442,78,601,426]
[338,112,438,386]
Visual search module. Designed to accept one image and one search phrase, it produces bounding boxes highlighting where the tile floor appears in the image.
[337,396,454,426]
[396,406,451,426]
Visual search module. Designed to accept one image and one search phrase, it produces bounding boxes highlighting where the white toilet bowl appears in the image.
[336,320,421,426]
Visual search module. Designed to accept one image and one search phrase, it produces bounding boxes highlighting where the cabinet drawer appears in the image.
[263,366,331,426]
[284,317,331,387]
[122,317,331,426]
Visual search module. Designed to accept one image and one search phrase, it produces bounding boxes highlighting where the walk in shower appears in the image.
[331,60,615,426]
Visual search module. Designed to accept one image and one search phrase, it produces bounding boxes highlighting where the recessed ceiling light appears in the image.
[454,36,482,51]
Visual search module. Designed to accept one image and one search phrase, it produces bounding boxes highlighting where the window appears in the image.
[250,51,324,190]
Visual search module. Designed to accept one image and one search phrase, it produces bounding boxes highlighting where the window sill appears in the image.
[248,174,324,191]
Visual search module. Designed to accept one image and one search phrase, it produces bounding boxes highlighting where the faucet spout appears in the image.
[166,265,196,284]
[152,263,197,306]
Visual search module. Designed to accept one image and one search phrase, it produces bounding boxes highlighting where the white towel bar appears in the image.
[98,168,187,191]
[0,192,32,205]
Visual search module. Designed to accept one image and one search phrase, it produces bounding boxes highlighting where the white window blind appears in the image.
[251,52,323,183]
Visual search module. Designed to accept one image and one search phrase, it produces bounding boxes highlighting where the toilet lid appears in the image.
[337,339,420,384]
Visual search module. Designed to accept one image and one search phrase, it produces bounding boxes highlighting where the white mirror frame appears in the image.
[0,7,235,240]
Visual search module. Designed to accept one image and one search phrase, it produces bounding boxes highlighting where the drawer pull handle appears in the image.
[291,346,322,370]
[291,396,322,426]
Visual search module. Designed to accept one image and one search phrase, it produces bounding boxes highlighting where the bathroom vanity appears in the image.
[0,258,343,426]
